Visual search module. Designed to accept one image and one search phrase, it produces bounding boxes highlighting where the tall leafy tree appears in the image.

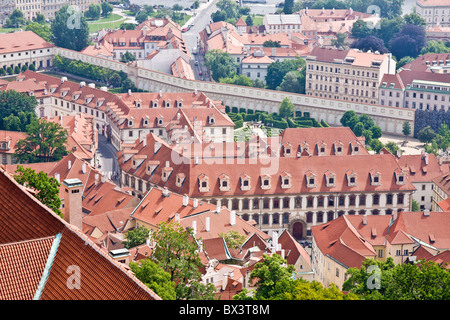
[129,259,177,300]
[205,49,237,81]
[51,5,90,51]
[26,22,52,42]
[101,1,113,17]
[123,225,150,249]
[344,257,450,300]
[0,90,38,130]
[151,221,216,300]
[283,0,294,14]
[279,97,295,119]
[351,35,389,53]
[15,118,69,163]
[389,24,427,60]
[14,166,62,216]
[5,9,26,28]
[265,57,305,90]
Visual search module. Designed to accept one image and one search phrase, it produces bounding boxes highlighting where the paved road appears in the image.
[96,134,120,184]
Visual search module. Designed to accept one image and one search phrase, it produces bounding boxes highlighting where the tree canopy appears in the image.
[265,57,305,90]
[205,49,238,81]
[15,118,69,163]
[14,165,62,216]
[150,221,216,300]
[0,90,38,130]
[51,5,90,51]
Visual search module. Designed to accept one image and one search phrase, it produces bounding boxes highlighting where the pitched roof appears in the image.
[0,166,160,300]
[0,31,53,54]
[397,153,446,183]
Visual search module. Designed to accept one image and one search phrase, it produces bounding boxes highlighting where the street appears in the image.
[96,134,120,184]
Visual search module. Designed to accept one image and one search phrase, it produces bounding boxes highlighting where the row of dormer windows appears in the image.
[196,169,405,192]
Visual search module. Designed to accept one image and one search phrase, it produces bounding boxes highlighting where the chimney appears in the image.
[193,198,198,209]
[175,212,180,221]
[205,216,210,232]
[423,210,430,217]
[54,173,60,183]
[95,173,99,186]
[63,178,83,230]
[68,160,72,170]
[230,210,236,226]
[162,187,170,197]
[154,142,161,153]
[192,220,197,236]
[82,163,86,174]
[424,152,429,165]
[272,231,278,251]
[183,194,189,206]
[216,204,221,214]
[362,214,368,225]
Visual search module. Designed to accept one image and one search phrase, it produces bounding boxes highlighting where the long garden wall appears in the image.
[55,47,415,136]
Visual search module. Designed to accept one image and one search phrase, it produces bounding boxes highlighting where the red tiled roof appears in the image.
[0,167,160,300]
[0,31,53,54]
[397,153,446,183]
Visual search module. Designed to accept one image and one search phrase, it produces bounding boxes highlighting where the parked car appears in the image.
[199,71,203,76]
[181,27,187,32]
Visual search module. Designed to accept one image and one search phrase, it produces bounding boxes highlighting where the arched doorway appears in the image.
[292,221,303,240]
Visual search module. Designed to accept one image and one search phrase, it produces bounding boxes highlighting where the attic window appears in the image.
[325,170,336,187]
[135,99,142,108]
[219,174,230,191]
[306,171,317,188]
[261,175,271,190]
[280,172,291,189]
[346,170,357,187]
[240,174,251,191]
[209,116,215,124]
[198,174,209,192]
[152,100,158,108]
[128,119,133,127]
[165,100,171,108]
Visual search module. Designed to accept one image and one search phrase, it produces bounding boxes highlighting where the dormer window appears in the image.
[346,170,357,187]
[350,141,360,155]
[61,89,69,97]
[146,160,159,175]
[305,171,317,188]
[135,99,142,108]
[240,173,251,191]
[209,116,215,125]
[152,99,159,108]
[219,173,230,191]
[280,171,291,189]
[162,163,173,182]
[198,173,210,192]
[299,142,309,154]
[324,170,336,187]
[260,174,271,190]
[394,168,406,185]
[0,141,9,150]
[283,142,293,157]
[85,95,94,104]
[334,141,344,155]
[370,169,381,186]
[316,141,326,156]
[176,173,185,187]
[177,99,183,108]
[157,116,164,126]
[96,99,105,107]
[72,92,81,100]
[128,118,134,127]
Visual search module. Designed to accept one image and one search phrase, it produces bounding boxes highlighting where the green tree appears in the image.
[51,5,90,51]
[279,97,295,120]
[33,13,46,24]
[283,0,294,14]
[123,225,150,249]
[85,3,101,20]
[331,33,347,48]
[417,126,436,143]
[109,72,122,87]
[3,111,36,132]
[245,15,253,26]
[219,230,246,249]
[130,259,176,300]
[266,57,305,90]
[205,49,238,81]
[25,22,52,42]
[421,40,450,55]
[384,141,399,155]
[340,110,358,128]
[396,56,414,70]
[151,221,216,300]
[402,121,411,139]
[403,12,426,27]
[411,199,420,212]
[101,1,113,17]
[120,22,137,30]
[219,74,253,86]
[263,40,281,47]
[5,9,26,28]
[0,90,38,130]
[277,70,305,93]
[351,19,371,39]
[135,10,149,24]
[249,254,296,299]
[369,138,384,153]
[370,125,382,139]
[120,51,136,63]
[14,166,62,216]
[352,122,365,137]
[15,118,69,163]
[344,257,450,300]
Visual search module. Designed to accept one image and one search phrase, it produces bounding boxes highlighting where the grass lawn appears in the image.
[241,15,264,26]
[0,27,20,33]
[87,13,125,33]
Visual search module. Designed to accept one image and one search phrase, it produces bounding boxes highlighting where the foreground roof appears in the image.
[0,167,160,300]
